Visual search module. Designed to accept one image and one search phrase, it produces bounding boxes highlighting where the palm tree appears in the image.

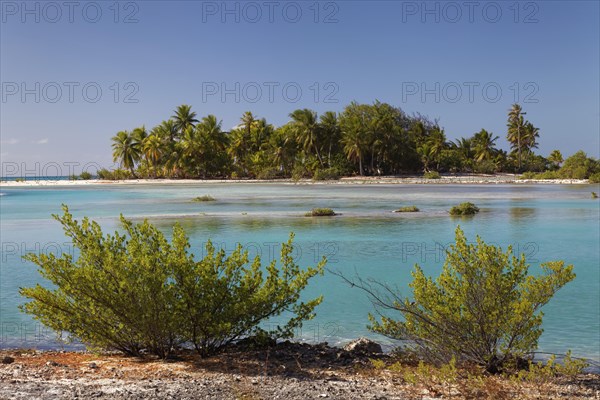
[289,109,324,167]
[341,128,365,175]
[178,126,202,177]
[240,111,256,136]
[548,150,563,168]
[142,134,163,177]
[249,118,273,152]
[417,142,434,172]
[426,127,448,171]
[111,130,142,176]
[339,102,371,175]
[227,129,250,175]
[157,119,179,142]
[507,104,526,171]
[150,121,180,177]
[199,115,228,149]
[472,129,499,162]
[268,126,296,174]
[172,104,199,136]
[319,111,340,167]
[522,122,539,151]
[132,126,147,145]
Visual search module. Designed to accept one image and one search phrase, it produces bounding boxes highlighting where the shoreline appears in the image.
[1,344,598,400]
[0,174,593,188]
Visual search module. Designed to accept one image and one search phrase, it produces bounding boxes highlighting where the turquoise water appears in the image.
[1,183,598,364]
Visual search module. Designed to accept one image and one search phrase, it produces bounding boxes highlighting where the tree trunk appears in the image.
[359,154,364,176]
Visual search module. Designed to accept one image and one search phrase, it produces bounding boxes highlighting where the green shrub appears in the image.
[538,171,559,179]
[589,172,600,183]
[96,168,132,180]
[394,206,419,213]
[256,167,282,180]
[312,168,341,181]
[449,202,480,216]
[558,151,600,179]
[20,206,325,358]
[79,171,93,180]
[15,178,25,182]
[473,160,497,174]
[193,195,216,202]
[69,174,79,181]
[519,172,536,179]
[592,192,598,199]
[96,169,111,179]
[291,165,311,181]
[423,171,441,179]
[365,227,575,373]
[305,208,336,217]
[520,171,559,180]
[512,351,588,382]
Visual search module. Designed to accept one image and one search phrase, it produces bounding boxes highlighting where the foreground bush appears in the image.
[20,206,325,358]
[589,172,600,183]
[362,227,575,373]
[449,202,480,216]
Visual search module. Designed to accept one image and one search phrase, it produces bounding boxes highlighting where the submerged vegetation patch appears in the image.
[393,206,419,213]
[193,195,216,202]
[305,208,336,217]
[449,202,480,216]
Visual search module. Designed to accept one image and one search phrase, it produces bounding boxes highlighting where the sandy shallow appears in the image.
[0,175,592,187]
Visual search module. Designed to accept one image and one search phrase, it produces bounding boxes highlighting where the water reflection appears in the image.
[510,207,537,220]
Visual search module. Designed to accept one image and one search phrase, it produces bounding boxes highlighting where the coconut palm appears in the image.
[172,104,199,136]
[289,109,324,167]
[177,126,202,177]
[240,111,257,136]
[319,111,340,167]
[507,104,527,171]
[132,126,147,144]
[426,127,448,171]
[142,134,164,177]
[339,102,372,175]
[268,129,292,174]
[157,119,179,142]
[472,129,499,162]
[548,150,563,168]
[111,130,142,176]
[341,128,365,175]
[227,129,250,175]
[199,115,228,150]
[522,122,539,151]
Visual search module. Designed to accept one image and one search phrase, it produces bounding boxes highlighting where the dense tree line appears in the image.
[106,102,596,180]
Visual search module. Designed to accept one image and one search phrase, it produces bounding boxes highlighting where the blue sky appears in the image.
[1,1,599,174]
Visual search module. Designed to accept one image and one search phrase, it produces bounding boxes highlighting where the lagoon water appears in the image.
[1,183,598,364]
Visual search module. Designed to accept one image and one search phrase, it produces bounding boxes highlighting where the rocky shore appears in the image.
[1,340,598,400]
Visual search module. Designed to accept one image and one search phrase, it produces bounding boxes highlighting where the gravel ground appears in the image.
[1,344,598,400]
[0,344,410,400]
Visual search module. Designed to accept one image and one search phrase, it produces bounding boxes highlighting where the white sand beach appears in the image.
[0,175,592,187]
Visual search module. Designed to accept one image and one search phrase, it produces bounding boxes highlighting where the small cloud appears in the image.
[33,138,49,145]
[0,138,18,145]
